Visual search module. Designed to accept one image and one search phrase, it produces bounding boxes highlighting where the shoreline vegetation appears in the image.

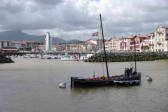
[85,52,168,62]
[0,53,14,63]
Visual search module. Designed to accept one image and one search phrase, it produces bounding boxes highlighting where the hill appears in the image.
[0,30,66,44]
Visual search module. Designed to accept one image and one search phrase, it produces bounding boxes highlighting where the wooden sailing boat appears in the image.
[70,14,141,87]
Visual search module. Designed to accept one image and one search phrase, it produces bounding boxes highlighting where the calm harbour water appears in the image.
[0,58,168,112]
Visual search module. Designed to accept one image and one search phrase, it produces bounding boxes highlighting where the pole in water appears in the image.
[134,35,137,72]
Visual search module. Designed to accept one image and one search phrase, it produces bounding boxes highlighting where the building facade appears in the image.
[154,26,168,52]
[120,36,133,51]
[108,37,120,52]
[85,38,103,52]
[148,33,155,52]
[0,40,42,49]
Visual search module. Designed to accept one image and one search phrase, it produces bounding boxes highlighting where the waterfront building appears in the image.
[85,43,97,53]
[86,38,103,50]
[53,44,66,52]
[0,40,9,48]
[45,32,52,52]
[105,40,110,52]
[120,35,133,51]
[0,40,42,52]
[0,40,8,48]
[153,26,168,52]
[79,44,88,53]
[148,33,155,52]
[8,41,22,48]
[65,44,80,52]
[130,35,150,52]
[108,37,120,52]
[86,38,98,45]
[62,43,88,53]
[85,38,100,52]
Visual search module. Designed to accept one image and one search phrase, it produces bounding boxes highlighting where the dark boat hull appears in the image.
[71,73,141,87]
[71,77,114,87]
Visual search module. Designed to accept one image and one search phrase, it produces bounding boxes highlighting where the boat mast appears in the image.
[100,14,109,79]
[134,36,137,72]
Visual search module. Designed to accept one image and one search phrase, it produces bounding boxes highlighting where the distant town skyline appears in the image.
[0,0,168,40]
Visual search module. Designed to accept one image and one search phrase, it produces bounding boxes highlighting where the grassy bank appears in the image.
[85,52,168,62]
[0,53,14,63]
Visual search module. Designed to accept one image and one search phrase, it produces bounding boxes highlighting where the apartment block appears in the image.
[153,26,168,52]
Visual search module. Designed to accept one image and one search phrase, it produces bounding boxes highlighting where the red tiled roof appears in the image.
[135,35,149,38]
[109,37,120,41]
[0,40,9,42]
[123,35,134,39]
[9,41,25,44]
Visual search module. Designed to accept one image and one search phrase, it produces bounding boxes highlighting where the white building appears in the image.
[148,33,155,52]
[130,35,150,52]
[105,40,110,52]
[108,37,120,52]
[120,36,133,51]
[45,32,52,52]
[154,26,168,52]
[85,38,102,52]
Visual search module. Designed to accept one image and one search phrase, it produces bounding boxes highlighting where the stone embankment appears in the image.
[85,52,168,62]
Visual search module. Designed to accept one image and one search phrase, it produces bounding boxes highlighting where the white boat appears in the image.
[87,54,93,58]
[79,54,88,60]
[61,55,78,61]
[50,55,58,59]
[41,55,58,59]
[41,55,51,59]
[30,54,38,58]
[23,54,31,58]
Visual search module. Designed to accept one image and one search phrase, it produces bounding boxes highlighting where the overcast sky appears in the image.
[0,0,168,40]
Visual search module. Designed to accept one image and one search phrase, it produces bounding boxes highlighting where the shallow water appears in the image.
[0,58,168,112]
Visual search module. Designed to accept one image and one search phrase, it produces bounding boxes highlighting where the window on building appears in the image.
[166,33,168,40]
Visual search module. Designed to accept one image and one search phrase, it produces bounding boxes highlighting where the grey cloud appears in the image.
[0,0,96,32]
[0,0,168,40]
[31,0,63,5]
[0,1,25,14]
[103,0,168,37]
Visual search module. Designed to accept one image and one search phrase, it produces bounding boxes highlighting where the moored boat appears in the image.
[70,14,141,88]
[61,55,78,61]
[71,68,141,87]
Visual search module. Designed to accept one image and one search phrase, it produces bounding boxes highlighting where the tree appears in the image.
[23,47,32,51]
[141,46,149,51]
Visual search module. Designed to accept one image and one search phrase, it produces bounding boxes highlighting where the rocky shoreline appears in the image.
[0,53,14,63]
[85,52,168,62]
